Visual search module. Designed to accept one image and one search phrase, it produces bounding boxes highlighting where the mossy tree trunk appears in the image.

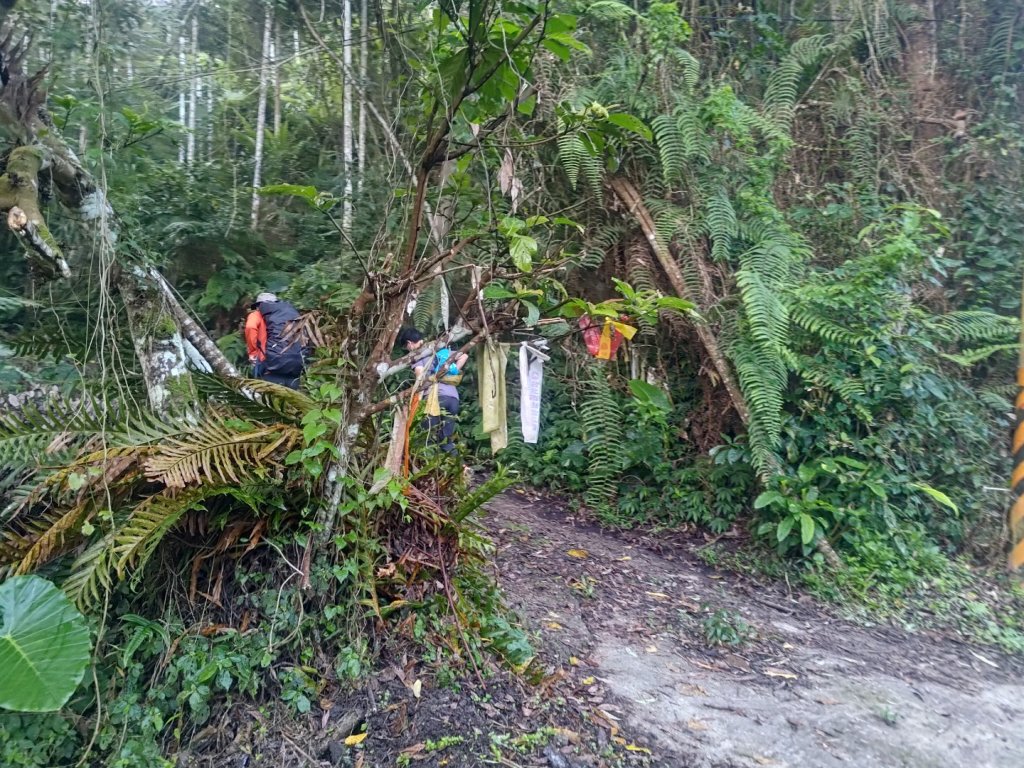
[0,27,232,415]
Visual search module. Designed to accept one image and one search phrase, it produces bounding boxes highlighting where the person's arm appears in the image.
[453,352,469,371]
[244,311,266,361]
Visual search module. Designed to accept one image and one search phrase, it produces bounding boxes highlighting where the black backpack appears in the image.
[258,300,305,376]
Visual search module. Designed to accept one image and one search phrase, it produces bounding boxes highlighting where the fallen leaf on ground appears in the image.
[625,743,652,754]
[753,755,779,765]
[567,549,589,559]
[687,719,708,731]
[724,653,751,671]
[569,656,580,666]
[582,676,596,685]
[970,651,999,669]
[546,621,563,630]
[400,743,425,756]
[617,556,632,562]
[412,679,422,698]
[554,728,581,744]
[646,645,658,654]
[645,591,670,600]
[676,683,707,696]
[764,668,798,680]
[344,732,367,746]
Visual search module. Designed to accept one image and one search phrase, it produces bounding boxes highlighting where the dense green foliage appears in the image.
[0,0,1022,764]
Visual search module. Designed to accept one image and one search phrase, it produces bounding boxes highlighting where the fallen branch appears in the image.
[151,267,240,379]
[6,206,69,278]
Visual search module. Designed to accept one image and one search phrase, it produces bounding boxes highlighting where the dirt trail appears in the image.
[484,491,1024,768]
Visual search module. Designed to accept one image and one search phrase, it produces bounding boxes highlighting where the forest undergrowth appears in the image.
[1,0,1022,766]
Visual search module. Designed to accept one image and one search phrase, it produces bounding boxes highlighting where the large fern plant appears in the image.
[0,376,310,606]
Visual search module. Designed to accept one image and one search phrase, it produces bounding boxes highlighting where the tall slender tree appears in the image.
[251,2,274,229]
[341,0,354,233]
[357,0,368,194]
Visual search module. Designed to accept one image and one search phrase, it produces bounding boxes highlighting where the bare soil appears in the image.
[191,490,1023,768]
[484,490,1024,768]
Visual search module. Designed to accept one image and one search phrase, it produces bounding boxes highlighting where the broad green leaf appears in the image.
[552,216,585,233]
[0,576,92,712]
[257,184,318,202]
[776,517,794,542]
[605,112,652,140]
[833,456,869,471]
[909,483,959,515]
[522,301,541,328]
[800,514,816,545]
[628,379,670,411]
[509,234,537,273]
[754,491,783,510]
[499,216,525,236]
[483,285,518,300]
[655,296,695,313]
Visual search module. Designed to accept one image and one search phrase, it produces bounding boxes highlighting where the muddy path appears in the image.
[484,490,1024,768]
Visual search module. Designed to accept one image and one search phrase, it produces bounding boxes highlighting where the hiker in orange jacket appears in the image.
[245,292,306,389]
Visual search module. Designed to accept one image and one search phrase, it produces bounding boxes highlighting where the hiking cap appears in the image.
[252,292,279,307]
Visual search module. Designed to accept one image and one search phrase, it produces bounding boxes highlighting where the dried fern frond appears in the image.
[143,417,299,488]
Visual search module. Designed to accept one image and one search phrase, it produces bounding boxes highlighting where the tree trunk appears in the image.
[119,266,198,416]
[251,3,273,230]
[187,14,198,166]
[357,0,368,194]
[206,65,214,160]
[178,32,186,165]
[609,176,750,425]
[342,0,354,233]
[272,23,281,135]
[902,0,947,199]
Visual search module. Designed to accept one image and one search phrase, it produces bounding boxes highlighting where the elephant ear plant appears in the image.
[0,575,92,712]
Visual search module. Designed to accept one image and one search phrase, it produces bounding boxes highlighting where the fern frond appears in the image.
[797,360,872,422]
[646,196,691,247]
[582,0,639,22]
[197,374,316,422]
[0,295,39,312]
[626,239,660,337]
[704,187,737,262]
[677,105,712,163]
[984,13,1021,76]
[579,221,624,269]
[763,35,828,127]
[0,398,105,467]
[928,311,1018,343]
[581,365,623,511]
[939,343,1016,366]
[790,305,870,345]
[413,279,441,333]
[668,49,701,92]
[143,417,299,488]
[12,502,92,575]
[652,113,686,183]
[736,270,789,349]
[63,534,116,608]
[730,338,787,474]
[113,485,261,579]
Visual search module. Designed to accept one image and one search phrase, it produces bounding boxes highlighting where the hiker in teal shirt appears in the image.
[398,327,468,455]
